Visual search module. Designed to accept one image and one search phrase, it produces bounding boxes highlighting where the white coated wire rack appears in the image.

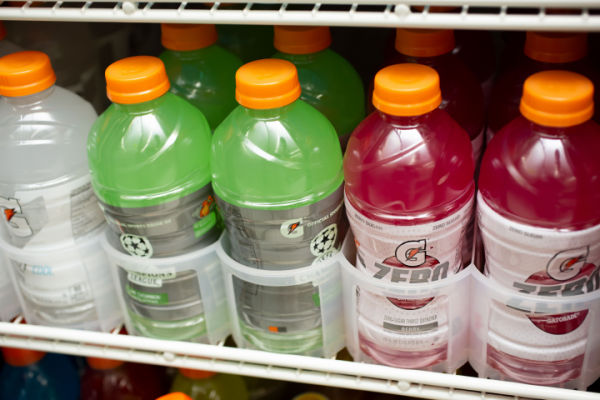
[0,1,599,30]
[0,319,597,400]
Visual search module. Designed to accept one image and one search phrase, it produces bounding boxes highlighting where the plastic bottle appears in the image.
[159,24,243,131]
[211,59,344,353]
[487,31,600,142]
[157,394,192,400]
[80,357,167,400]
[0,51,103,248]
[0,348,79,400]
[170,369,249,400]
[344,64,474,368]
[88,56,219,258]
[272,26,365,150]
[478,71,600,385]
[391,29,485,163]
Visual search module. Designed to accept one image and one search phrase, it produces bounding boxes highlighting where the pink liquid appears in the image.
[487,57,600,140]
[478,117,600,385]
[479,117,600,230]
[388,52,485,159]
[345,109,474,367]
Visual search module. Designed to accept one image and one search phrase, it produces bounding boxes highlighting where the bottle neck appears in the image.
[527,119,588,137]
[242,102,295,119]
[278,49,326,63]
[3,85,55,107]
[377,109,433,127]
[165,45,214,60]
[113,93,168,115]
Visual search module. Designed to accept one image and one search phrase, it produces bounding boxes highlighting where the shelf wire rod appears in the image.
[243,2,252,15]
[143,2,153,13]
[311,3,321,16]
[177,1,187,14]
[52,1,63,12]
[210,2,219,14]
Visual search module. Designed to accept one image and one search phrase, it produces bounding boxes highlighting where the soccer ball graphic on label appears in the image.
[311,224,338,263]
[120,234,153,258]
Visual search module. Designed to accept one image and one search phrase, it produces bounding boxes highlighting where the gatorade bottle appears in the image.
[0,348,79,400]
[88,56,219,258]
[272,26,365,149]
[391,29,485,163]
[170,369,249,400]
[0,51,103,248]
[217,24,275,63]
[344,64,474,368]
[487,32,600,142]
[80,357,167,400]
[157,394,192,400]
[211,59,344,353]
[478,71,600,385]
[159,24,243,131]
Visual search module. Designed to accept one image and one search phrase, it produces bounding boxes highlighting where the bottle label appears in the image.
[0,176,105,248]
[216,184,345,269]
[477,193,600,296]
[14,262,93,306]
[100,184,219,258]
[345,195,473,283]
[118,266,204,321]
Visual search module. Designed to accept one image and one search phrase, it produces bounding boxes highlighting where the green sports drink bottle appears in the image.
[160,24,243,131]
[272,25,365,150]
[88,56,219,340]
[211,59,344,354]
[170,369,248,400]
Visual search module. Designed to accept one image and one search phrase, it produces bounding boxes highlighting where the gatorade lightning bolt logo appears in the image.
[367,239,451,284]
[515,247,599,335]
[361,239,453,310]
[0,196,33,237]
[280,218,304,239]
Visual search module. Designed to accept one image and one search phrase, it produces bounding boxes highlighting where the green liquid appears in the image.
[273,49,365,144]
[171,371,249,400]
[211,99,344,210]
[88,92,212,208]
[160,45,243,131]
[128,311,207,341]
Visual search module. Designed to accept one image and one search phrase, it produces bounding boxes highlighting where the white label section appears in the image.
[477,193,600,295]
[345,195,473,284]
[127,270,176,288]
[0,175,105,248]
[358,289,449,351]
[15,263,92,306]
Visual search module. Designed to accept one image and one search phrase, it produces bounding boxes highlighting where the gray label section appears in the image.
[101,184,220,258]
[216,184,346,269]
[382,321,439,334]
[234,276,321,333]
[118,267,204,321]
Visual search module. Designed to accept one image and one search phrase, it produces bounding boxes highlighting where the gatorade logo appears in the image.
[281,218,304,239]
[513,246,599,296]
[0,196,33,237]
[512,247,598,335]
[368,239,450,284]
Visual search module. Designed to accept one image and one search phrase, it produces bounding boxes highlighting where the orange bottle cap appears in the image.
[0,22,6,41]
[395,29,455,58]
[273,26,331,54]
[2,347,45,367]
[0,51,56,97]
[105,56,170,104]
[372,63,442,117]
[161,24,218,51]
[86,357,125,370]
[235,58,301,109]
[179,368,217,379]
[520,70,594,128]
[292,393,329,400]
[156,393,193,400]
[524,32,587,64]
